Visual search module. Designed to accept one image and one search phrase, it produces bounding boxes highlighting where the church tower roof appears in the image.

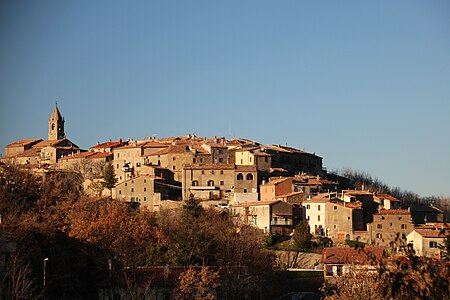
[48,102,65,140]
[51,102,63,120]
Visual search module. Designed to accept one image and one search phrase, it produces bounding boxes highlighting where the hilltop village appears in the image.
[1,105,449,299]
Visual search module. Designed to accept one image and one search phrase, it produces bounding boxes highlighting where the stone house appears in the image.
[407,226,449,258]
[230,200,297,235]
[364,209,414,247]
[181,164,257,202]
[303,193,364,240]
[260,177,293,202]
[112,174,168,211]
[321,247,384,278]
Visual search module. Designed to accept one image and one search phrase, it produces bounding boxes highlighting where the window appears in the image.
[211,170,215,174]
[119,190,121,194]
[117,153,120,158]
[318,205,321,211]
[246,173,253,180]
[249,157,252,163]
[220,170,224,175]
[200,158,204,163]
[306,204,310,209]
[334,206,337,210]
[333,225,336,229]
[116,164,119,169]
[402,233,406,240]
[318,215,320,221]
[220,181,224,186]
[429,241,438,248]
[264,157,268,162]
[401,224,407,229]
[201,170,205,174]
[237,173,244,180]
[131,188,134,192]
[207,180,214,186]
[218,158,223,163]
[125,183,127,187]
[192,180,199,186]
[172,166,176,170]
[144,179,146,183]
[136,162,141,167]
[254,216,257,225]
[274,217,278,225]
[144,197,147,201]
[376,233,382,239]
[144,187,146,192]
[243,189,247,193]
[193,158,196,163]
[173,157,176,161]
[240,159,243,164]
[377,224,382,229]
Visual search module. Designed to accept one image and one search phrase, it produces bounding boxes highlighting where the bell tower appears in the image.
[48,103,65,140]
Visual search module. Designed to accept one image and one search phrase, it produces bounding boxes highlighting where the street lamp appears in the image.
[43,258,49,287]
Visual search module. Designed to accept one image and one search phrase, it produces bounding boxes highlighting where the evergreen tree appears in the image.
[293,221,313,250]
[103,162,117,190]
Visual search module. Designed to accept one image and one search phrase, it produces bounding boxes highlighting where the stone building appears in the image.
[230,200,297,236]
[112,174,170,211]
[303,193,364,240]
[363,209,414,246]
[2,104,81,165]
[407,227,448,258]
[181,164,258,202]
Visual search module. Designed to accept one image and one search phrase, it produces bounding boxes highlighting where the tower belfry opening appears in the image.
[48,102,65,140]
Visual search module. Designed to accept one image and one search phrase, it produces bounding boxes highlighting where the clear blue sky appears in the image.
[1,1,449,197]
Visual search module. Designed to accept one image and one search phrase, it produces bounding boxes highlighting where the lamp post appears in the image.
[43,258,49,287]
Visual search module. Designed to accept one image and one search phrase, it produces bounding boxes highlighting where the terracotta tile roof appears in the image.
[6,139,43,148]
[231,200,281,207]
[205,143,228,148]
[253,152,271,157]
[376,194,401,202]
[183,164,235,170]
[15,148,41,157]
[263,177,291,186]
[235,165,257,172]
[146,148,170,156]
[270,167,289,173]
[235,147,260,152]
[414,229,447,238]
[90,141,124,149]
[277,191,303,198]
[377,209,410,215]
[59,152,94,160]
[321,247,384,264]
[343,190,374,196]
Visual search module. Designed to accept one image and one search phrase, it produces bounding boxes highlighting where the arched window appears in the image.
[237,173,243,180]
[207,180,214,186]
[192,180,199,186]
[246,173,253,180]
[51,123,55,130]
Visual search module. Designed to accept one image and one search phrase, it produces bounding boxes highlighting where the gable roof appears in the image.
[414,229,447,238]
[231,200,282,208]
[321,247,384,265]
[6,139,43,148]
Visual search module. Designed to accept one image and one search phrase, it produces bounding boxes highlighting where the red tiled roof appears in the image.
[277,191,303,198]
[231,200,281,207]
[414,229,447,238]
[183,164,235,170]
[321,247,384,264]
[15,148,41,157]
[377,209,410,215]
[264,177,291,186]
[376,194,401,202]
[90,141,123,149]
[6,139,43,148]
[270,167,289,173]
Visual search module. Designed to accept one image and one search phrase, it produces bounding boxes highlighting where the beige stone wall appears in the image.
[325,203,359,240]
[112,175,160,211]
[367,213,413,246]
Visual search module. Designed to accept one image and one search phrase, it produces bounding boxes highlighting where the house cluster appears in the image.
[2,105,448,264]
